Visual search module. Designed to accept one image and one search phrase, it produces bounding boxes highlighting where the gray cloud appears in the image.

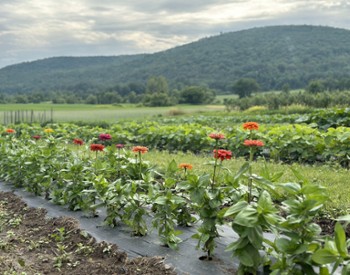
[0,0,350,68]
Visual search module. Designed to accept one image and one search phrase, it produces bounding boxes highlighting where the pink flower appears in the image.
[116,144,124,149]
[99,133,112,141]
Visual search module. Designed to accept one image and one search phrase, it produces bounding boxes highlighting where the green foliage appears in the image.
[231,78,260,98]
[179,86,216,104]
[1,121,350,273]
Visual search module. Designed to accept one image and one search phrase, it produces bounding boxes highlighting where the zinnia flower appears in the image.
[44,128,54,133]
[32,135,41,140]
[242,122,259,131]
[213,149,232,161]
[116,144,124,149]
[73,138,84,145]
[243,140,264,147]
[132,146,149,154]
[90,144,105,151]
[5,128,15,133]
[209,133,225,140]
[99,133,112,141]
[179,163,193,170]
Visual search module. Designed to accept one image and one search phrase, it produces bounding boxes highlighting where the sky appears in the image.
[1,0,350,68]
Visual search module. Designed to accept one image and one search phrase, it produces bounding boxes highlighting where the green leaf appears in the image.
[319,266,330,275]
[235,244,261,267]
[225,237,249,252]
[154,196,167,205]
[232,162,250,185]
[233,206,258,227]
[277,182,301,194]
[224,201,248,217]
[336,215,350,222]
[312,249,339,264]
[335,222,348,257]
[257,190,276,215]
[247,226,263,249]
[166,159,178,175]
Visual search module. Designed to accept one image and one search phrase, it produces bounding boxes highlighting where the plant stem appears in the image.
[212,140,219,190]
[248,147,254,204]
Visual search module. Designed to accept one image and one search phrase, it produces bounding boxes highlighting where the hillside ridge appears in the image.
[1,25,350,93]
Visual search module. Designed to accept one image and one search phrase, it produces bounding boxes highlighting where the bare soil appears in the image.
[0,191,176,275]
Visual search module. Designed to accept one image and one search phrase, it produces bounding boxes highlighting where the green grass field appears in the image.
[0,103,225,123]
[144,150,350,214]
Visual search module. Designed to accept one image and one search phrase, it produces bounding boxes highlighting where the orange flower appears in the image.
[242,122,259,131]
[5,128,15,133]
[209,133,225,140]
[73,138,84,145]
[90,144,105,151]
[132,146,149,154]
[243,140,264,147]
[179,163,193,170]
[213,149,232,161]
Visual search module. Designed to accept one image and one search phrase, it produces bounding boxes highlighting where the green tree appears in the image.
[232,78,260,98]
[306,80,325,94]
[143,76,174,106]
[86,94,98,104]
[180,86,215,104]
[282,83,290,93]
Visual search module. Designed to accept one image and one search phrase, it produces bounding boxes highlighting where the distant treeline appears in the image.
[224,89,350,111]
[2,74,350,108]
[0,76,216,106]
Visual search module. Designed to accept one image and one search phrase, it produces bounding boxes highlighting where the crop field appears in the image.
[0,103,225,123]
[1,106,350,274]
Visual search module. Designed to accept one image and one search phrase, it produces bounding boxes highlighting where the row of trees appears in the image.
[230,77,350,98]
[224,90,350,111]
[2,73,350,107]
[0,76,216,106]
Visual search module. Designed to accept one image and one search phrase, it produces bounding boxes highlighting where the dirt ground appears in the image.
[0,191,177,275]
[0,191,346,275]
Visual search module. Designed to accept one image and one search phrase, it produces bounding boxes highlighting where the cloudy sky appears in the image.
[0,0,349,68]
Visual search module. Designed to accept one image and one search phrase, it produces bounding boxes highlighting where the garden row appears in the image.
[0,124,350,274]
[3,118,350,166]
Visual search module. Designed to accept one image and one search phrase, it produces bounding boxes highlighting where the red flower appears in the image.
[116,144,124,149]
[132,146,149,154]
[5,128,15,133]
[90,144,105,151]
[32,135,41,140]
[243,140,264,147]
[73,138,84,145]
[209,133,225,140]
[99,133,112,141]
[213,149,232,161]
[179,163,193,170]
[242,122,259,131]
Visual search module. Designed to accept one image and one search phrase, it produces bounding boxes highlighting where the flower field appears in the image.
[1,119,350,274]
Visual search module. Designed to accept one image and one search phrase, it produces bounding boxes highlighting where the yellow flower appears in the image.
[44,128,54,133]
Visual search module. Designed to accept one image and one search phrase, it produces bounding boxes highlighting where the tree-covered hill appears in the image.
[1,25,350,94]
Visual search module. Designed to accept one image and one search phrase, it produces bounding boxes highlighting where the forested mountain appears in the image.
[1,25,350,94]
